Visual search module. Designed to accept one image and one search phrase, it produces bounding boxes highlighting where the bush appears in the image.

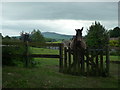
[2,45,26,66]
[109,40,119,47]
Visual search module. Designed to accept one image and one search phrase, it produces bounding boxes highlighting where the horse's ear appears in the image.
[75,29,78,32]
[81,27,84,31]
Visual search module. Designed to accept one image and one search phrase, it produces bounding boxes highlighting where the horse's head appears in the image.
[75,27,83,43]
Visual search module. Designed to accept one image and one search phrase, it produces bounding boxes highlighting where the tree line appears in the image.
[1,29,56,43]
[1,21,120,47]
[2,21,120,66]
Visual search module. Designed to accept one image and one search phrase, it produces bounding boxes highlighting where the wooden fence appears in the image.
[2,41,110,77]
[2,41,63,71]
[60,45,110,76]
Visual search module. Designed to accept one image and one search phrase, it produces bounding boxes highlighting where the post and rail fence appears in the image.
[2,40,110,77]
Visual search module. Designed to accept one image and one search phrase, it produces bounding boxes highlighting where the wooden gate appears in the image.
[60,45,110,77]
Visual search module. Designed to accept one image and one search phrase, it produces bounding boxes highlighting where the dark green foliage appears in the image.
[86,21,109,48]
[109,27,120,38]
[2,35,33,67]
[2,45,26,66]
[30,29,45,43]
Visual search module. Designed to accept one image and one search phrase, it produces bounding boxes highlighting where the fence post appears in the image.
[73,47,77,74]
[100,49,103,76]
[59,43,63,72]
[95,51,99,76]
[81,51,84,75]
[68,45,71,69]
[64,47,67,72]
[86,48,90,76]
[90,50,94,75]
[106,36,110,76]
[25,41,29,67]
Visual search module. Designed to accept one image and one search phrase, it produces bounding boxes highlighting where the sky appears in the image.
[0,1,119,36]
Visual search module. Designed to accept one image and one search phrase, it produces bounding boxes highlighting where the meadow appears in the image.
[2,47,119,88]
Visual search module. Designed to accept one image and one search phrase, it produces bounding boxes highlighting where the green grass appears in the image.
[2,47,119,88]
[109,56,119,61]
[29,47,59,54]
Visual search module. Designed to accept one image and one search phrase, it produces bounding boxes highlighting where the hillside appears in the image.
[42,32,73,40]
[10,32,73,41]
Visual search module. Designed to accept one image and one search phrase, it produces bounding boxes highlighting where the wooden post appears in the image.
[68,46,71,68]
[59,43,63,72]
[64,47,67,72]
[90,50,94,75]
[86,48,89,76]
[81,50,85,75]
[106,35,110,76]
[96,52,99,76]
[100,50,103,75]
[25,41,29,67]
[73,47,77,74]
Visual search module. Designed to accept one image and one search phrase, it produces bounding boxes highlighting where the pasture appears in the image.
[2,47,119,88]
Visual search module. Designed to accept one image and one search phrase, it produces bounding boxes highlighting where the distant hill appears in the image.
[10,32,73,41]
[42,32,73,40]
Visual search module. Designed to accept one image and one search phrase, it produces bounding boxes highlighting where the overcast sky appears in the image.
[0,2,118,36]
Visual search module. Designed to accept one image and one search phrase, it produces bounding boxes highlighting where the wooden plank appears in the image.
[28,42,61,47]
[3,54,60,58]
[2,41,62,47]
[2,41,25,46]
[29,54,60,58]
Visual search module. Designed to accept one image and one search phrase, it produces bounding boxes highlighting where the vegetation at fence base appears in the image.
[2,37,34,67]
[2,45,25,66]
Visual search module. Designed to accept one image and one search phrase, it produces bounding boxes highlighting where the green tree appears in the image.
[30,29,45,43]
[109,27,120,38]
[86,21,109,48]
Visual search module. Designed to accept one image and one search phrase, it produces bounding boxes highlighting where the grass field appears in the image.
[2,47,119,88]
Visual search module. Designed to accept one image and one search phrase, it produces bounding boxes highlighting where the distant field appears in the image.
[30,47,119,61]
[2,47,119,88]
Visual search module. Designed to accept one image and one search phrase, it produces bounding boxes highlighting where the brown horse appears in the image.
[70,27,86,51]
[63,28,86,71]
[63,27,86,51]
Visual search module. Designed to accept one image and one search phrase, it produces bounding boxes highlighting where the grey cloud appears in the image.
[2,2,118,21]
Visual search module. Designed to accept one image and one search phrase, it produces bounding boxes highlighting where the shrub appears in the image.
[2,45,26,66]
